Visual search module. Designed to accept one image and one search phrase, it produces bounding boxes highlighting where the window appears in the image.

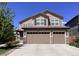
[53,32,65,34]
[55,20,59,25]
[51,20,54,25]
[51,23,54,25]
[35,19,46,25]
[55,20,58,22]
[27,32,50,34]
[55,23,58,25]
[41,19,45,25]
[36,21,40,25]
[51,19,59,26]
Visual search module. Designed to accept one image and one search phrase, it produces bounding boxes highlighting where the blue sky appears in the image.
[7,2,79,28]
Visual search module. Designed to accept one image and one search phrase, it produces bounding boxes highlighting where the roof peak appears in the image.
[42,9,53,13]
[42,10,63,19]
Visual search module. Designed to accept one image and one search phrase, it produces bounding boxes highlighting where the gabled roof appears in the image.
[32,13,49,19]
[20,13,49,24]
[65,15,79,26]
[20,10,63,24]
[43,10,63,19]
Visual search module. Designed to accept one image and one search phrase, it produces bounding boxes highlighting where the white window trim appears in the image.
[51,19,59,26]
[36,19,46,26]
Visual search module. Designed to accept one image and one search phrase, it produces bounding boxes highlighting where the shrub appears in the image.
[69,36,79,48]
[6,41,19,49]
[69,36,76,44]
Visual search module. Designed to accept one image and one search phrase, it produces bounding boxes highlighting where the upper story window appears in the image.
[35,19,46,25]
[51,19,59,26]
[51,20,54,25]
[55,20,59,25]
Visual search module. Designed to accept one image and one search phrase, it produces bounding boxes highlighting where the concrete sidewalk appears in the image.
[8,44,79,56]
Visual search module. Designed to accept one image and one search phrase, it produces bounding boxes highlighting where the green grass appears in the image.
[0,48,9,55]
[0,45,20,55]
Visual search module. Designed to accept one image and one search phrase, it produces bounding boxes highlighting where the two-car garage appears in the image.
[25,31,66,44]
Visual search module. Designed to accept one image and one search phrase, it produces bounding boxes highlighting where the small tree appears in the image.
[0,2,16,47]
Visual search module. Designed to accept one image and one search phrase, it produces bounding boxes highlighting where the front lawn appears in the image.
[0,44,23,55]
[0,47,10,55]
[0,45,17,55]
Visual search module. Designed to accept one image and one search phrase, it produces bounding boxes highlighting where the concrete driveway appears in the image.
[8,44,79,56]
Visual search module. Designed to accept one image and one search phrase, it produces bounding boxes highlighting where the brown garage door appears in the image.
[26,32,50,44]
[53,32,65,44]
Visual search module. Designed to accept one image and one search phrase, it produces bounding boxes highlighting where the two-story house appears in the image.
[18,10,69,44]
[65,15,79,41]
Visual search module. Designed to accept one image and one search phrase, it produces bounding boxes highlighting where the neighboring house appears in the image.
[18,10,69,44]
[65,15,79,41]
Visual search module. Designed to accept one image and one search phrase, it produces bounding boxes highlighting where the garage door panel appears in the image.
[27,32,50,44]
[53,32,65,44]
